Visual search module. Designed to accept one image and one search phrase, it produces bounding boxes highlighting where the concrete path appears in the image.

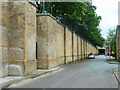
[8,55,118,88]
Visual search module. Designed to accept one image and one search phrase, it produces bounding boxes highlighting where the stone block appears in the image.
[57,57,64,65]
[65,28,72,63]
[81,39,84,59]
[49,58,57,69]
[2,28,9,47]
[37,59,48,69]
[66,56,72,64]
[0,32,1,42]
[37,16,48,37]
[0,62,2,77]
[24,60,37,76]
[37,36,48,60]
[56,23,64,65]
[8,61,24,76]
[9,29,25,49]
[9,48,24,60]
[8,59,36,76]
[78,37,81,60]
[8,2,26,49]
[2,2,9,29]
[73,33,78,61]
[1,47,9,61]
[2,61,9,77]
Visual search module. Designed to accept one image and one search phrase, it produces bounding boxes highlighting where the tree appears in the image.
[107,28,116,57]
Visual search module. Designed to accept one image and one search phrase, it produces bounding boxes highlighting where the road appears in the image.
[8,55,118,88]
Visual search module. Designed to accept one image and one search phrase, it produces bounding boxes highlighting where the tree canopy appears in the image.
[106,28,116,57]
[37,2,105,47]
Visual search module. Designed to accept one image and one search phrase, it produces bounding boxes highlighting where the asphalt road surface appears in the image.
[8,55,118,88]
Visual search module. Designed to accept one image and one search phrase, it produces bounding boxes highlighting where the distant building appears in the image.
[96,46,106,55]
[116,25,120,61]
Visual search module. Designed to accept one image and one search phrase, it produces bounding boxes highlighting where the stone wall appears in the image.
[87,42,89,57]
[77,37,80,60]
[73,33,78,61]
[84,41,87,58]
[65,27,72,64]
[56,22,64,65]
[37,15,49,69]
[47,16,57,69]
[81,39,84,59]
[119,32,120,59]
[1,2,98,76]
[37,14,65,69]
[119,31,120,59]
[0,1,2,77]
[1,1,37,76]
[116,26,120,61]
[1,2,9,77]
[79,37,82,60]
[36,13,98,69]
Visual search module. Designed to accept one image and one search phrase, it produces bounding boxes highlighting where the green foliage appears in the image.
[107,28,116,57]
[36,2,104,47]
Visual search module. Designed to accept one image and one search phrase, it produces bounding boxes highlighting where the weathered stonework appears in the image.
[37,14,65,69]
[84,40,86,58]
[87,43,90,55]
[81,38,84,59]
[116,25,120,61]
[1,2,9,77]
[47,16,58,68]
[56,23,64,65]
[86,42,88,57]
[73,33,78,61]
[37,15,48,69]
[1,1,99,76]
[65,27,72,64]
[77,37,79,60]
[1,1,37,76]
[78,37,82,60]
[84,40,87,58]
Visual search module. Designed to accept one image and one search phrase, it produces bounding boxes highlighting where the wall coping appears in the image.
[36,13,76,34]
[36,13,66,27]
[36,13,75,34]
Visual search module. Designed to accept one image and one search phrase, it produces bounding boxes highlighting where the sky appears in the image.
[92,0,119,39]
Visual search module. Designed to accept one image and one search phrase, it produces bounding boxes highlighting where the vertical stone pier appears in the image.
[1,1,37,76]
[64,27,72,64]
[1,2,9,77]
[73,33,78,61]
[0,0,2,77]
[37,14,58,69]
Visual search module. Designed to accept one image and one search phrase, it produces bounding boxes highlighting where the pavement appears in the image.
[5,55,118,88]
[107,60,119,64]
[106,55,118,64]
[1,57,88,89]
[105,56,120,85]
[113,69,120,83]
[1,66,63,89]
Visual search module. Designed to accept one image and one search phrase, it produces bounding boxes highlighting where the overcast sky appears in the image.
[92,0,119,39]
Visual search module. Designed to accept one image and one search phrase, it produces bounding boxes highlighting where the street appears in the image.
[8,55,118,88]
